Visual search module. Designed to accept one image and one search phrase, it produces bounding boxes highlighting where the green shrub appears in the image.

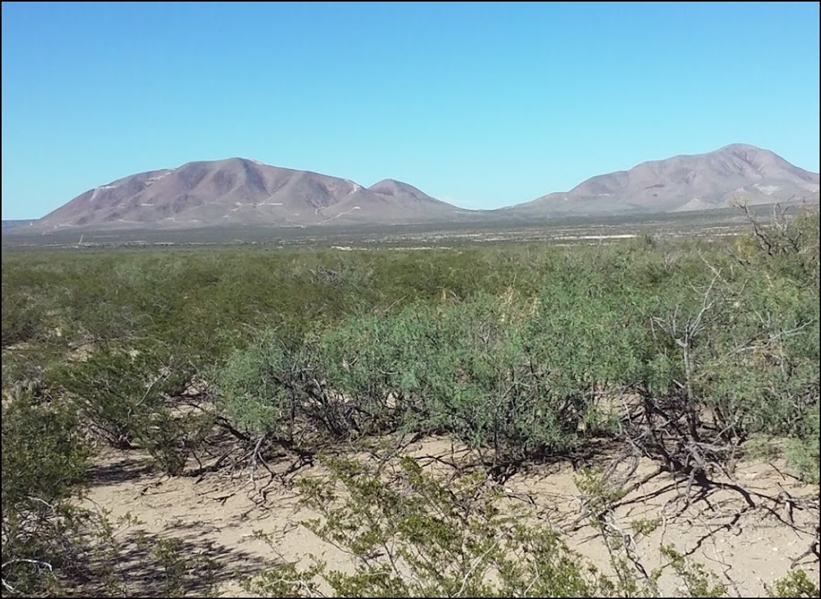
[53,343,203,475]
[1,296,42,348]
[1,392,89,597]
[784,405,820,483]
[766,569,821,598]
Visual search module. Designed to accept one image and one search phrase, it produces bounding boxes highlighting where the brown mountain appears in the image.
[500,144,820,217]
[23,144,821,233]
[33,158,475,231]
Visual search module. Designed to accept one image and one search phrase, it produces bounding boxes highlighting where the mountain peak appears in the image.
[716,143,765,153]
[506,144,819,217]
[31,159,471,230]
[368,179,445,205]
[369,179,416,193]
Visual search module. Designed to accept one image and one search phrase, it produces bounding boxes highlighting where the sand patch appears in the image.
[81,439,820,597]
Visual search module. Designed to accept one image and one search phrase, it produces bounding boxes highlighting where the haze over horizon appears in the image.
[2,2,819,220]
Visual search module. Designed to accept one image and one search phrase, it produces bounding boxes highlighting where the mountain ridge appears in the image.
[13,144,820,232]
[499,144,819,218]
[32,158,474,231]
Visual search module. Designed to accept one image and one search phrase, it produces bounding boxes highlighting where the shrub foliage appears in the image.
[2,206,818,595]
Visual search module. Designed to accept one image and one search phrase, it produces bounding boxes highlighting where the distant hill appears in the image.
[1,219,37,231]
[31,158,477,231]
[13,144,821,234]
[499,144,820,218]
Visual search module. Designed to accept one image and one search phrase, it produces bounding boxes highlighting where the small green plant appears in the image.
[630,518,661,538]
[765,569,821,598]
[574,466,628,518]
[659,545,727,598]
[241,557,324,598]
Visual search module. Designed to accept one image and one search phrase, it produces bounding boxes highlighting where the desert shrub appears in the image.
[55,346,160,448]
[658,545,727,598]
[733,204,820,283]
[1,392,88,517]
[215,295,588,475]
[1,290,46,349]
[766,568,821,598]
[213,330,374,456]
[403,297,578,466]
[784,405,820,483]
[1,391,89,597]
[318,312,428,436]
[617,229,819,477]
[53,343,204,475]
[213,333,323,445]
[0,257,67,344]
[319,296,563,451]
[0,348,62,406]
[214,236,820,479]
[7,224,815,481]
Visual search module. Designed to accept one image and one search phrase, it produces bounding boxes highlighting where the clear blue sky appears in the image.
[2,2,819,219]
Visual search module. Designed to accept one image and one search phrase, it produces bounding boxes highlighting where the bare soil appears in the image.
[81,438,820,597]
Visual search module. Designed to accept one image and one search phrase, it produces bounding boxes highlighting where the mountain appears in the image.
[16,145,821,234]
[501,144,820,217]
[31,158,475,231]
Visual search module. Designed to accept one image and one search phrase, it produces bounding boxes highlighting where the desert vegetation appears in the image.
[2,206,819,597]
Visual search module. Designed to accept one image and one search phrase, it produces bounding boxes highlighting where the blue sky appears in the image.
[2,2,819,219]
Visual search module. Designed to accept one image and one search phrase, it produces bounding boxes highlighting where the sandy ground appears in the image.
[81,437,820,597]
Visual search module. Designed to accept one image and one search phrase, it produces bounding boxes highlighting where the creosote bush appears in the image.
[1,391,89,596]
[214,217,819,481]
